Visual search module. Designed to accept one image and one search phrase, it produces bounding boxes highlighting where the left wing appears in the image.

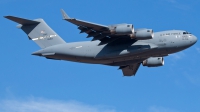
[61,9,109,31]
[61,9,154,45]
[61,9,129,45]
[119,63,141,76]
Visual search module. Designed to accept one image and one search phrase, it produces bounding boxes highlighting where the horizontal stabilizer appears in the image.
[4,16,40,25]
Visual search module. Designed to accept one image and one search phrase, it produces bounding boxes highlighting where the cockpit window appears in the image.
[183,32,192,34]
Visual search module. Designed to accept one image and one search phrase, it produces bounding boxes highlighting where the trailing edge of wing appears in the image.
[4,16,40,25]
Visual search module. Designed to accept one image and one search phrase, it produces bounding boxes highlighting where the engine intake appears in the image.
[142,57,164,67]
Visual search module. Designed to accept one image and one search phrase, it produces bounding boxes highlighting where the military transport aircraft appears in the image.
[4,9,197,76]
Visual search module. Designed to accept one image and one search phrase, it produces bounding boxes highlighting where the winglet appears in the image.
[4,16,40,25]
[60,9,70,19]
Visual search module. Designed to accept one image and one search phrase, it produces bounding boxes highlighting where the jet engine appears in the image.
[131,29,154,40]
[142,57,164,67]
[110,24,134,35]
[109,24,154,40]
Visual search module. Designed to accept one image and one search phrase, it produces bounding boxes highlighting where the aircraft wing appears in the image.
[120,63,141,76]
[61,9,128,45]
[61,9,108,31]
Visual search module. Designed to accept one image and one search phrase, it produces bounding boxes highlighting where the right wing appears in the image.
[119,63,141,76]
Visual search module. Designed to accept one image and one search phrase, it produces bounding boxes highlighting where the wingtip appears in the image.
[4,16,10,19]
[4,16,40,25]
[4,15,18,20]
[60,9,70,19]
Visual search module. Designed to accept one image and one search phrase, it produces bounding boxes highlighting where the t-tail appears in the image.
[4,16,66,48]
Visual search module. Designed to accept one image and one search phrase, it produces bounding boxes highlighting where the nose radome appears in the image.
[193,35,198,44]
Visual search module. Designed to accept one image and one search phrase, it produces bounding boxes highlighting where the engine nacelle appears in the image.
[110,24,134,35]
[133,29,154,40]
[142,57,164,67]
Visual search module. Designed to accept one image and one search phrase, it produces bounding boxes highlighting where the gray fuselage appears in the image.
[33,30,197,66]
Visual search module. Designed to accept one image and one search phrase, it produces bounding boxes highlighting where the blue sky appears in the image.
[0,0,200,112]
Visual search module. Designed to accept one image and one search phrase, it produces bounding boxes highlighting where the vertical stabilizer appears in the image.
[5,16,66,48]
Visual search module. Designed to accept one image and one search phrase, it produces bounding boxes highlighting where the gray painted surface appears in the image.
[4,11,197,76]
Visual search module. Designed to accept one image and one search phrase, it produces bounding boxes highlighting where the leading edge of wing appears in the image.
[60,9,108,30]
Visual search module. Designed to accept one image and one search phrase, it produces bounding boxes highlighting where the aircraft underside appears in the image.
[43,45,177,66]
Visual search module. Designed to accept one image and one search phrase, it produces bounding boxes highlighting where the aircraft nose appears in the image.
[192,35,198,44]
